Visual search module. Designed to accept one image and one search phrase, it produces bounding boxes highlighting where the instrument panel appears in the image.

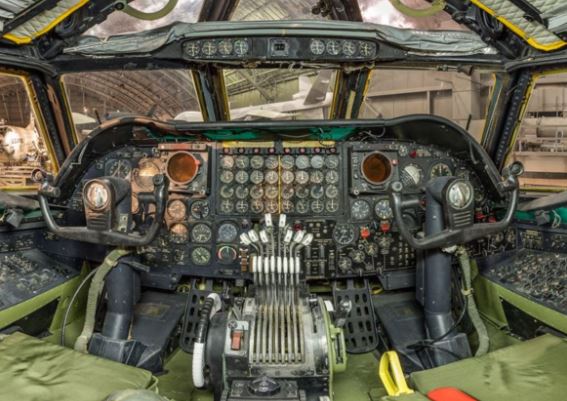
[67,137,494,290]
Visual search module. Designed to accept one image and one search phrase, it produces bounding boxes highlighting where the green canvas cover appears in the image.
[411,334,567,401]
[0,332,157,401]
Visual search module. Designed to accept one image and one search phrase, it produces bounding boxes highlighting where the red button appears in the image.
[380,222,391,233]
[360,227,371,239]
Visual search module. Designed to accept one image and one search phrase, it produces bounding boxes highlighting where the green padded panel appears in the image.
[381,393,430,401]
[0,332,157,401]
[411,334,567,401]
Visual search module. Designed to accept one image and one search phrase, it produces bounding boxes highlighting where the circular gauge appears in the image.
[217,245,238,263]
[338,257,353,272]
[191,223,212,243]
[326,39,341,55]
[325,185,339,199]
[235,170,249,184]
[167,152,199,184]
[359,42,376,57]
[235,185,249,199]
[401,164,424,188]
[250,185,264,199]
[202,40,217,56]
[234,39,249,56]
[167,199,187,220]
[281,155,294,170]
[250,170,264,184]
[220,170,234,184]
[296,186,310,199]
[250,155,264,169]
[281,170,294,185]
[326,199,339,213]
[310,185,325,199]
[84,181,110,210]
[351,199,371,220]
[220,155,235,169]
[191,247,211,265]
[190,200,210,219]
[350,249,365,263]
[235,200,249,214]
[325,170,339,184]
[366,243,378,256]
[398,144,409,157]
[310,39,325,55]
[220,200,234,214]
[265,200,279,214]
[295,170,310,185]
[429,162,452,179]
[333,223,358,246]
[310,155,324,169]
[170,223,189,244]
[296,200,309,214]
[264,185,278,200]
[134,159,160,190]
[184,42,200,57]
[325,155,339,169]
[295,155,310,170]
[107,160,132,178]
[311,200,325,214]
[361,152,392,185]
[342,40,357,56]
[375,199,393,220]
[282,186,294,199]
[310,171,324,184]
[218,39,233,55]
[235,155,249,169]
[220,185,234,199]
[251,200,264,213]
[282,200,294,213]
[265,156,279,170]
[264,170,279,185]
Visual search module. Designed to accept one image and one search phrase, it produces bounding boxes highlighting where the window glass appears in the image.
[361,68,495,142]
[231,0,326,21]
[0,74,53,188]
[513,72,567,190]
[221,69,336,121]
[62,69,202,141]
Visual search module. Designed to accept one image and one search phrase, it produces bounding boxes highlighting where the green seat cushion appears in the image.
[0,332,157,401]
[411,334,567,401]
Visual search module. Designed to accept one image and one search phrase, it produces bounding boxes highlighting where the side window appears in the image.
[513,72,567,190]
[0,74,53,189]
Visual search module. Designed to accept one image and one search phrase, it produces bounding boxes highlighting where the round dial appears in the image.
[191,224,212,243]
[401,164,424,188]
[265,156,279,170]
[167,199,187,220]
[201,40,217,56]
[325,184,339,199]
[134,160,160,190]
[220,155,235,169]
[350,249,366,263]
[338,257,352,272]
[234,39,249,56]
[398,144,409,157]
[310,39,325,55]
[281,170,294,185]
[296,186,310,199]
[250,170,264,184]
[325,155,339,169]
[217,245,238,263]
[251,200,264,213]
[107,160,132,178]
[250,155,264,169]
[235,155,249,169]
[342,40,357,56]
[333,223,358,246]
[326,39,341,55]
[375,199,393,220]
[281,155,295,170]
[220,185,234,199]
[250,185,264,199]
[235,170,249,184]
[235,185,249,199]
[295,155,310,170]
[359,42,376,57]
[311,200,325,214]
[326,199,339,213]
[264,185,278,200]
[351,200,371,220]
[235,200,249,214]
[310,185,325,199]
[264,170,279,185]
[264,200,279,214]
[191,247,211,265]
[170,223,189,244]
[296,200,309,214]
[325,170,339,184]
[310,155,324,169]
[190,200,210,219]
[220,200,234,214]
[310,171,324,184]
[85,182,109,210]
[295,171,309,185]
[218,39,233,55]
[282,186,294,199]
[220,170,234,184]
[429,162,452,179]
[282,200,294,213]
[184,42,200,57]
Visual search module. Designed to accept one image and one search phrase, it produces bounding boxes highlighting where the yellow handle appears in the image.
[379,351,414,396]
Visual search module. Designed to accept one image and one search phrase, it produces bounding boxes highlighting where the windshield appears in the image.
[62,69,202,140]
